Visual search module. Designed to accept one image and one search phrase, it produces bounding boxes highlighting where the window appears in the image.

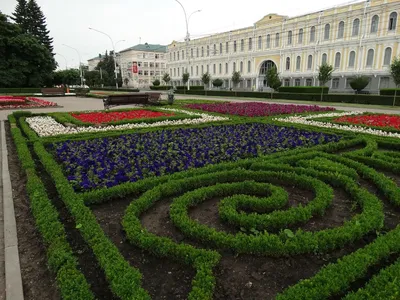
[366,49,374,67]
[220,43,222,54]
[190,66,193,76]
[310,26,316,42]
[213,64,216,74]
[332,78,340,89]
[191,48,193,58]
[284,79,290,87]
[295,79,301,86]
[173,68,176,77]
[307,55,313,70]
[233,62,236,72]
[266,34,271,48]
[258,36,262,49]
[335,52,341,69]
[234,41,237,52]
[296,56,301,70]
[197,48,199,57]
[348,51,356,68]
[182,50,184,60]
[177,68,180,77]
[324,24,330,40]
[389,12,397,31]
[196,66,198,75]
[286,57,290,71]
[240,61,243,72]
[241,39,244,51]
[201,47,204,57]
[249,38,252,50]
[306,78,313,86]
[226,42,229,53]
[288,31,292,45]
[384,47,392,65]
[371,15,379,33]
[352,19,360,36]
[248,60,251,73]
[225,63,228,74]
[298,29,303,43]
[338,21,345,39]
[219,63,222,74]
[213,44,216,55]
[346,77,354,89]
[275,33,280,47]
[207,45,210,56]
[201,65,204,74]
[321,53,327,65]
[380,77,390,88]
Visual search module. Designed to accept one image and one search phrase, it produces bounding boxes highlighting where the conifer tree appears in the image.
[11,0,29,32]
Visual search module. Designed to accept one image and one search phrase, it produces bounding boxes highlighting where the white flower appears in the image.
[26,109,230,137]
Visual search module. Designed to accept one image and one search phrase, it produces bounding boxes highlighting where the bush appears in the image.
[152,79,160,86]
[380,88,400,95]
[278,86,329,94]
[0,88,41,94]
[150,86,172,90]
[93,87,140,92]
[212,79,223,88]
[349,76,370,93]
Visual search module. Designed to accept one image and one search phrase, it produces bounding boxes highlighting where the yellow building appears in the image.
[167,0,399,93]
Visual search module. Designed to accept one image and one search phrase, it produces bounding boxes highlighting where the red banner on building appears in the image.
[131,61,138,74]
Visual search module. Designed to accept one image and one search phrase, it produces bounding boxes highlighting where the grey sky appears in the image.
[2,0,364,70]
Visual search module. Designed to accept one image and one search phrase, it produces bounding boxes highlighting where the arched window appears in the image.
[371,15,379,33]
[213,64,216,74]
[225,63,228,74]
[258,36,262,49]
[366,49,374,67]
[241,39,244,51]
[249,37,252,50]
[177,51,180,60]
[352,18,360,36]
[338,21,345,38]
[335,52,341,69]
[275,33,280,47]
[348,51,356,68]
[384,47,392,66]
[207,45,210,56]
[288,31,292,45]
[196,66,198,75]
[219,43,222,54]
[219,63,222,74]
[233,62,236,72]
[182,50,184,60]
[286,57,290,70]
[296,56,301,70]
[191,48,193,58]
[298,29,303,43]
[266,34,271,48]
[389,12,397,31]
[310,26,316,42]
[201,47,204,57]
[322,53,328,65]
[248,60,251,73]
[307,55,313,69]
[240,61,243,72]
[324,24,330,40]
[233,41,237,52]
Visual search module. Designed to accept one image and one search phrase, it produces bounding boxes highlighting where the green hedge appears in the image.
[150,86,172,90]
[93,87,140,92]
[278,86,329,94]
[380,88,400,95]
[0,88,41,94]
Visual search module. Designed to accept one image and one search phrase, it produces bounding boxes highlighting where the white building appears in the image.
[87,55,102,71]
[167,0,400,93]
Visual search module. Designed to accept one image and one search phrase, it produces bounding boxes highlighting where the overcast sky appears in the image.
[2,0,364,70]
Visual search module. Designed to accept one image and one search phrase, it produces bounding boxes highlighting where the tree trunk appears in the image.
[320,88,323,101]
[393,87,398,107]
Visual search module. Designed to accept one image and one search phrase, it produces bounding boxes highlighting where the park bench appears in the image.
[146,92,162,103]
[41,87,65,96]
[103,93,150,109]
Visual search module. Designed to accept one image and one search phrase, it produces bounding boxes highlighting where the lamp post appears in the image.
[89,27,119,89]
[62,44,83,86]
[174,0,201,91]
[55,53,68,70]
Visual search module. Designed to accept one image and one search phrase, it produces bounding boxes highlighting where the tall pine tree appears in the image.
[11,0,29,32]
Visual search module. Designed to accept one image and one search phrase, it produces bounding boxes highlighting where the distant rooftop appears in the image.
[119,43,167,53]
[88,56,102,61]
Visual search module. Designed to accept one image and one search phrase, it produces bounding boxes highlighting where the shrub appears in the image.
[278,86,329,94]
[349,76,370,93]
[212,78,223,88]
[152,79,160,86]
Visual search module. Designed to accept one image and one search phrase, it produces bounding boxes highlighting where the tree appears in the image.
[52,69,80,85]
[265,67,282,99]
[83,70,104,87]
[95,52,122,87]
[201,72,211,89]
[182,72,190,85]
[231,71,241,89]
[123,77,129,87]
[152,79,160,86]
[390,56,400,106]
[349,76,370,93]
[318,63,334,101]
[162,73,171,85]
[212,78,223,88]
[11,0,29,32]
[0,12,55,87]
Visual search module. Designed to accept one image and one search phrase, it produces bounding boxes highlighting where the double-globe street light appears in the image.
[89,27,121,89]
[174,0,201,91]
[62,44,84,86]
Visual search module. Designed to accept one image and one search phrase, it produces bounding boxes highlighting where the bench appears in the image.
[103,93,150,109]
[146,92,162,103]
[41,88,65,96]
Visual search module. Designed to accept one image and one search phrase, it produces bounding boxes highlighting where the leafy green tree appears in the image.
[182,72,189,85]
[349,76,370,93]
[0,12,54,87]
[318,63,334,101]
[265,67,282,99]
[231,71,241,89]
[201,72,211,89]
[52,69,80,85]
[95,51,122,87]
[84,70,103,87]
[152,79,160,86]
[390,56,400,106]
[162,73,171,85]
[212,78,223,88]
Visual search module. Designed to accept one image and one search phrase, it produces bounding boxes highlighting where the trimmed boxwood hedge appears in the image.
[278,86,329,94]
[0,88,42,94]
[380,88,400,95]
[92,87,140,92]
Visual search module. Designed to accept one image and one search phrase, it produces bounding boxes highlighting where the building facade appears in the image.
[167,0,400,93]
[117,43,167,88]
[87,56,102,71]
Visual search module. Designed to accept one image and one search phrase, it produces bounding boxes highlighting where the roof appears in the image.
[87,56,102,61]
[118,43,167,53]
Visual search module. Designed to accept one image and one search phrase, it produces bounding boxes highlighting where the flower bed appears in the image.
[26,108,229,137]
[185,102,335,117]
[49,123,341,191]
[0,96,57,109]
[334,114,400,130]
[71,110,175,124]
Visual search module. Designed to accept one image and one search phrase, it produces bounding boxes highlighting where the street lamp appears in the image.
[174,0,201,91]
[89,27,119,89]
[62,44,83,86]
[55,53,68,70]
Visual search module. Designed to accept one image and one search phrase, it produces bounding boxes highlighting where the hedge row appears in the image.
[379,88,400,95]
[9,114,94,299]
[0,88,41,94]
[92,87,140,92]
[150,85,204,91]
[278,86,329,94]
[175,90,399,106]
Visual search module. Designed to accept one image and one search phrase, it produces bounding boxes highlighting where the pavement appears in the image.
[0,94,399,299]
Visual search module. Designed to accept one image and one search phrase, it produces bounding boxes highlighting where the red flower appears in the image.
[334,114,400,130]
[0,96,56,109]
[71,110,174,123]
